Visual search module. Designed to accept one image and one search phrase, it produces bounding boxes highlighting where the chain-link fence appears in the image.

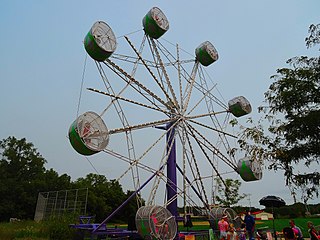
[34,188,88,221]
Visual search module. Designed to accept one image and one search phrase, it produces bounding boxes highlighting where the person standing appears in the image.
[244,210,255,240]
[218,215,229,240]
[307,221,319,240]
[289,219,303,240]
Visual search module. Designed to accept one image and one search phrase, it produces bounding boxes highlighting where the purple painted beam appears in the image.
[166,122,178,217]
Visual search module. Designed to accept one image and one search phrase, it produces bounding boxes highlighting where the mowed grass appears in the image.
[0,217,319,239]
[254,218,320,237]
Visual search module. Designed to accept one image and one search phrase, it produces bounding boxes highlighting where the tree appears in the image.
[238,24,320,202]
[214,178,247,207]
[43,169,72,191]
[0,136,47,220]
[0,136,72,221]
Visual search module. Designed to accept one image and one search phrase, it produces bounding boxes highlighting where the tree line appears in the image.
[0,136,140,222]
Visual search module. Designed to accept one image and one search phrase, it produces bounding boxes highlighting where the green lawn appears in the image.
[0,217,319,239]
[255,217,320,237]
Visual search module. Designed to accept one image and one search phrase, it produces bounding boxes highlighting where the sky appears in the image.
[1,0,319,209]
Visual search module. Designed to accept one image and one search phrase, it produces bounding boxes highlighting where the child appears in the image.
[228,223,237,240]
[238,223,246,240]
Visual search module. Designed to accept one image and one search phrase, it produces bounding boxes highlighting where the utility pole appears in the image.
[247,194,252,209]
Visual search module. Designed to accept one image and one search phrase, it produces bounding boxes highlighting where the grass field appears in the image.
[254,217,320,237]
[0,220,48,240]
[0,217,319,239]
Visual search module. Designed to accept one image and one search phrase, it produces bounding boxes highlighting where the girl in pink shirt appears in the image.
[218,216,229,240]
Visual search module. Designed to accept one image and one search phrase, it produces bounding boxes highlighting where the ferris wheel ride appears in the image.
[68,6,262,240]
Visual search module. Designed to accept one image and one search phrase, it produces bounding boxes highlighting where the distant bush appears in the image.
[43,214,78,240]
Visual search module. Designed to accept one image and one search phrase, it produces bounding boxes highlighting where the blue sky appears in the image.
[1,0,319,208]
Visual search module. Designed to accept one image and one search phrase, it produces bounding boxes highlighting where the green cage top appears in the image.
[143,7,169,39]
[195,41,219,66]
[68,112,109,156]
[228,96,252,117]
[84,21,117,61]
[237,157,262,182]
